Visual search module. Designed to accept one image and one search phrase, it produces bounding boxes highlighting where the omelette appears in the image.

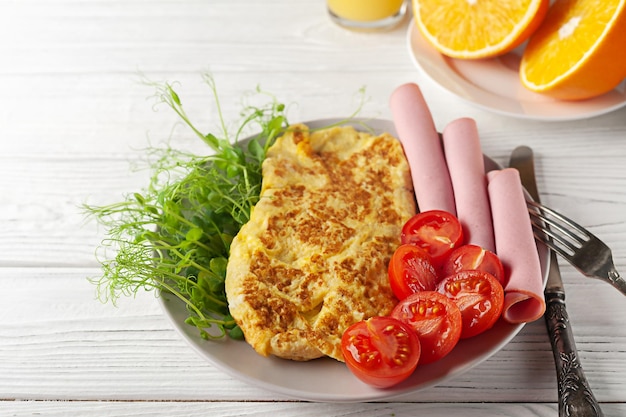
[225,123,416,361]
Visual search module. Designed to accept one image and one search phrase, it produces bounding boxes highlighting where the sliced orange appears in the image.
[412,0,549,59]
[520,0,626,100]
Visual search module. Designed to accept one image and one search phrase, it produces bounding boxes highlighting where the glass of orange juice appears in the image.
[327,0,407,31]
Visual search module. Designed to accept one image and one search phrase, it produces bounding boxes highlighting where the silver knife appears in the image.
[509,145,604,417]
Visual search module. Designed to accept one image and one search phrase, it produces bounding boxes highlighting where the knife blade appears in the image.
[509,145,604,417]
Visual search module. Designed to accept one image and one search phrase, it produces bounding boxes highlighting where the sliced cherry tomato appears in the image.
[441,244,506,285]
[388,244,440,300]
[391,291,462,364]
[341,316,421,388]
[437,270,504,339]
[401,210,464,267]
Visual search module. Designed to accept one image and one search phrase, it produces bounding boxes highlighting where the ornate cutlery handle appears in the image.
[545,292,604,417]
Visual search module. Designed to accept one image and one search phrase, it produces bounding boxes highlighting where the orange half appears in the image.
[521,0,626,100]
[413,0,549,59]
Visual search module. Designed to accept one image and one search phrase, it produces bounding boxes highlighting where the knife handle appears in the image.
[544,292,605,417]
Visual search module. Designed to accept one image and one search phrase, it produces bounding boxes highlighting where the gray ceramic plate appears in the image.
[158,118,549,402]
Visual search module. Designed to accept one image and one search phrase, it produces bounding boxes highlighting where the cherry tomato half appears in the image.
[388,244,440,300]
[391,291,462,364]
[437,270,504,339]
[341,316,421,388]
[441,244,506,285]
[401,210,464,267]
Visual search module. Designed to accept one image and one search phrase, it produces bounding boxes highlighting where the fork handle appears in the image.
[545,292,604,417]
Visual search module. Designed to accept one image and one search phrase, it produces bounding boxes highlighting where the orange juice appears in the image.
[327,0,406,22]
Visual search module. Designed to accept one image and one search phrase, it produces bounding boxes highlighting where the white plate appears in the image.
[407,21,626,121]
[158,118,550,402]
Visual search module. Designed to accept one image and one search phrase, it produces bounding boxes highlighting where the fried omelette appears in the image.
[225,123,416,361]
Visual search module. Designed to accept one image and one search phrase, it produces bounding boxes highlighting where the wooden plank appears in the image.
[2,400,626,417]
[1,0,626,412]
[1,133,625,267]
[1,268,625,402]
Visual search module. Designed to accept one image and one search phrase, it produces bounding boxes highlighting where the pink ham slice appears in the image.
[389,83,456,215]
[487,168,546,324]
[442,118,495,253]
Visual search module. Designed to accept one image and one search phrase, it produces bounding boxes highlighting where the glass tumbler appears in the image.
[327,0,407,31]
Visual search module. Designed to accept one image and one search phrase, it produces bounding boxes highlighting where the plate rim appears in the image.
[406,20,626,122]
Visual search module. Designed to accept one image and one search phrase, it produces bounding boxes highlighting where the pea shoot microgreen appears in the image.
[84,74,288,340]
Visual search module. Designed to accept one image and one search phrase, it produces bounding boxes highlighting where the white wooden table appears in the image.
[2,1,626,416]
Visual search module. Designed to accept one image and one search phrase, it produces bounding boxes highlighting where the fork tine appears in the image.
[527,200,589,240]
[530,225,576,259]
[528,210,585,247]
[525,200,626,296]
[527,210,587,256]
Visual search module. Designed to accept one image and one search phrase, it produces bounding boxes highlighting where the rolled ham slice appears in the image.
[442,118,495,253]
[487,168,546,324]
[389,83,456,215]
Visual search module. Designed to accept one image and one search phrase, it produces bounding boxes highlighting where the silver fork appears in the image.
[527,200,626,296]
